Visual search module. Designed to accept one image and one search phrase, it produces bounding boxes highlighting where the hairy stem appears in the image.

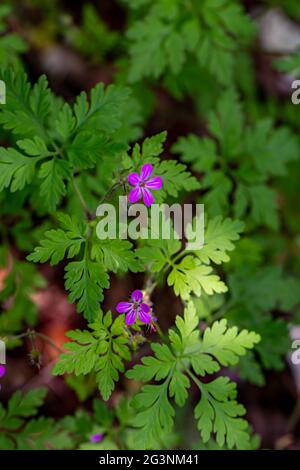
[7,329,63,354]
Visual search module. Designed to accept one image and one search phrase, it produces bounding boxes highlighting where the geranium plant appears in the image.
[0,0,300,452]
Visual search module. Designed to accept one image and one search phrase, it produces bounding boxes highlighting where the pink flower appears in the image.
[116,290,151,326]
[0,365,5,378]
[128,163,162,206]
[90,433,103,443]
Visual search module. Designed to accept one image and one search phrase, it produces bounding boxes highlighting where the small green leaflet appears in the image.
[17,136,50,157]
[275,46,300,77]
[0,148,41,192]
[191,216,244,264]
[65,257,109,322]
[73,82,131,134]
[92,239,142,273]
[53,312,131,401]
[172,134,217,173]
[155,160,200,198]
[127,131,167,168]
[0,388,71,450]
[0,71,54,141]
[208,89,243,159]
[235,184,279,230]
[192,319,261,375]
[167,256,227,300]
[27,214,86,265]
[38,158,72,213]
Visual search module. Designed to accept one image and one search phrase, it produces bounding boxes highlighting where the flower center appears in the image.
[132,301,140,310]
[139,181,146,188]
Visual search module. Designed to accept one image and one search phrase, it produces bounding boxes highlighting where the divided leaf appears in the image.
[192,216,244,264]
[0,388,71,450]
[195,377,251,449]
[127,307,259,449]
[53,313,131,401]
[28,214,86,265]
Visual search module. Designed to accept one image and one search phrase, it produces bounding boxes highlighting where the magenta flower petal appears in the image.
[116,301,132,313]
[138,308,151,324]
[140,163,153,180]
[129,187,141,203]
[90,433,103,443]
[141,187,154,206]
[125,309,136,325]
[128,172,140,186]
[140,303,150,313]
[0,365,5,378]
[146,176,163,190]
[131,289,143,302]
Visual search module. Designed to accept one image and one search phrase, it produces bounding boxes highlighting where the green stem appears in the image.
[6,329,63,354]
[98,182,122,205]
[72,179,92,219]
[186,367,203,391]
[35,332,63,354]
[171,250,185,265]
